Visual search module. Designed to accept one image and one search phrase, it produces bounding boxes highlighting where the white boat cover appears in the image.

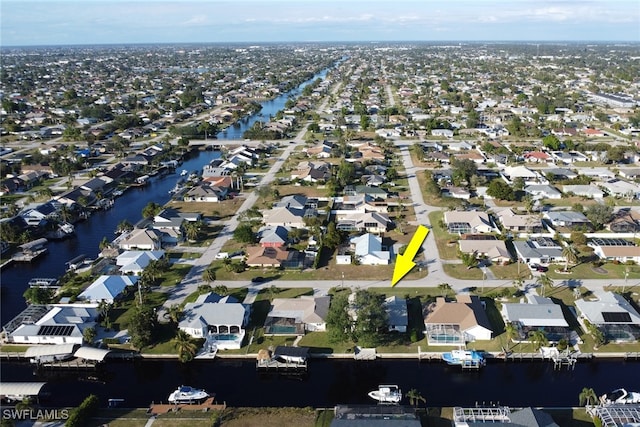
[74,346,111,361]
[0,382,47,397]
[24,344,76,358]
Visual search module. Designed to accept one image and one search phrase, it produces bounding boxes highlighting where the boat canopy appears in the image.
[25,343,77,358]
[74,346,111,361]
[0,382,47,397]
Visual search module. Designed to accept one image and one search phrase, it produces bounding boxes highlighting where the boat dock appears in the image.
[11,238,48,262]
[28,278,60,289]
[354,346,377,360]
[256,346,309,372]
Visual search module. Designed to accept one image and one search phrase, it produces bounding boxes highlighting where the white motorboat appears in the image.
[180,169,188,176]
[368,385,402,404]
[442,349,486,368]
[601,388,640,404]
[167,385,209,404]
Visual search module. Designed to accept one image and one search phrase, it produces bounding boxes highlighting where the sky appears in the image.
[1,0,639,46]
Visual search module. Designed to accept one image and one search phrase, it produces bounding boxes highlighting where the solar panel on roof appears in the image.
[37,325,75,336]
[602,312,632,323]
[534,237,557,247]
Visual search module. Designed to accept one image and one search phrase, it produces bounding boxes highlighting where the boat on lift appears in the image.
[600,388,640,404]
[367,385,402,404]
[442,348,486,368]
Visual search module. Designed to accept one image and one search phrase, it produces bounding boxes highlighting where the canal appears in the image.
[1,358,639,408]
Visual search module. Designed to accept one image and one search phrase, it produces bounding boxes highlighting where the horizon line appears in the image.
[2,39,640,49]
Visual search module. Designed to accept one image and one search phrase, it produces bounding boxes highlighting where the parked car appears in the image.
[251,276,265,283]
[530,263,548,272]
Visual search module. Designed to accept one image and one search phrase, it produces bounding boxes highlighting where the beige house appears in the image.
[444,211,494,234]
[458,239,512,264]
[494,208,543,233]
[263,206,307,228]
[423,295,493,345]
[246,245,290,267]
[117,228,163,251]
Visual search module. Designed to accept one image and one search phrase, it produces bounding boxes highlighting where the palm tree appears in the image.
[562,244,579,272]
[535,274,554,297]
[528,330,549,351]
[203,267,216,285]
[166,305,183,324]
[437,283,451,296]
[406,388,426,407]
[504,323,519,350]
[579,387,598,406]
[174,330,198,363]
[183,220,203,242]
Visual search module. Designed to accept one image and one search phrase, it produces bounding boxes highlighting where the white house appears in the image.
[78,275,138,303]
[264,296,330,334]
[350,233,390,265]
[116,250,165,275]
[179,292,250,350]
[4,304,98,345]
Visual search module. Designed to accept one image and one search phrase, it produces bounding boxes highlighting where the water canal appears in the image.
[1,358,639,408]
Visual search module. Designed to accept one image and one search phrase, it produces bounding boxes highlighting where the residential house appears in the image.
[179,292,249,350]
[354,185,388,200]
[524,184,562,200]
[502,166,546,185]
[116,250,165,275]
[513,237,564,265]
[599,179,640,199]
[3,304,98,345]
[543,211,592,230]
[263,206,307,228]
[273,194,308,210]
[588,238,640,263]
[494,208,543,233]
[55,187,97,207]
[561,185,604,199]
[524,151,553,163]
[264,295,330,335]
[350,233,390,265]
[245,245,291,267]
[544,167,578,180]
[385,296,408,333]
[607,209,640,232]
[575,291,640,343]
[442,186,471,200]
[152,208,201,243]
[336,212,390,234]
[116,228,163,251]
[423,295,493,345]
[444,211,494,234]
[257,225,289,247]
[501,294,572,342]
[458,238,512,265]
[78,275,138,304]
[183,183,227,202]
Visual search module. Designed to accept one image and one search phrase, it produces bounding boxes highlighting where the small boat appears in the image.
[601,388,640,404]
[167,386,209,404]
[368,385,402,404]
[180,169,188,176]
[442,349,486,368]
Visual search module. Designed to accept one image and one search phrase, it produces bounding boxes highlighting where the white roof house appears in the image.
[501,295,569,328]
[116,250,165,275]
[5,304,98,345]
[502,166,546,185]
[575,291,640,327]
[116,228,163,251]
[561,185,605,199]
[350,233,390,265]
[78,275,138,303]
[179,292,249,350]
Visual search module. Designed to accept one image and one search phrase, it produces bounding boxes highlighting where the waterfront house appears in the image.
[3,304,98,345]
[264,295,330,335]
[78,275,139,304]
[574,291,640,343]
[116,228,163,251]
[385,296,408,333]
[423,295,493,345]
[179,292,249,350]
[501,294,572,343]
[183,183,227,202]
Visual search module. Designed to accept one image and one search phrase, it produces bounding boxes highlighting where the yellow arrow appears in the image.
[392,225,429,287]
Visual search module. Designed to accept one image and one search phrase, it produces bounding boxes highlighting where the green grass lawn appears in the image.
[546,262,640,280]
[427,211,460,260]
[443,264,484,280]
[157,264,193,287]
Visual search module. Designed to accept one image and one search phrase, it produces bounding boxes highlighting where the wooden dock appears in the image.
[256,358,308,371]
[149,398,226,414]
